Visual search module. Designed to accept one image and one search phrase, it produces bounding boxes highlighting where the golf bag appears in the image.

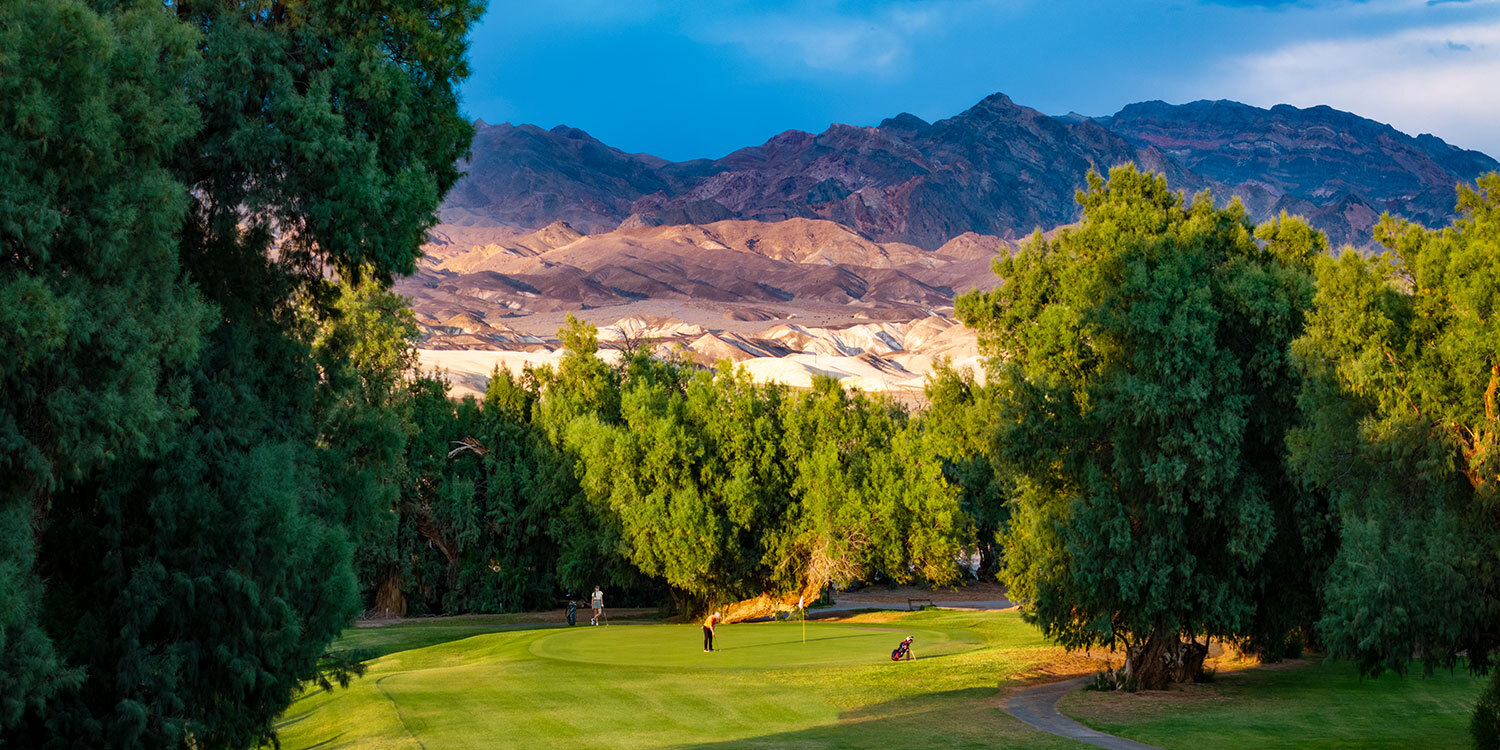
[567,599,577,626]
[890,635,914,661]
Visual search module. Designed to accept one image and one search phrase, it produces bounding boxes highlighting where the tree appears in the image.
[1,0,481,744]
[1291,174,1500,687]
[774,377,969,605]
[957,165,1326,688]
[920,361,1010,578]
[534,316,644,594]
[1,0,210,734]
[310,281,422,614]
[564,357,797,608]
[532,317,970,618]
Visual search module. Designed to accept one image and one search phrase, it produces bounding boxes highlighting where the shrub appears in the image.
[1472,669,1500,749]
[1282,629,1306,660]
[1087,667,1139,693]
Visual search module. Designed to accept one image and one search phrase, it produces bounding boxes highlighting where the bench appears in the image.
[907,598,934,611]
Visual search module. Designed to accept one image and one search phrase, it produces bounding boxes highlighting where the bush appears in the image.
[1087,667,1139,693]
[1282,629,1306,660]
[1472,669,1500,749]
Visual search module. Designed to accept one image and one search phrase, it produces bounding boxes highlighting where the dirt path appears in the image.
[1004,677,1163,750]
[804,582,1014,616]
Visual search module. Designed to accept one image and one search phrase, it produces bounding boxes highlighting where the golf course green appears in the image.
[528,620,978,668]
[272,610,1084,749]
[271,609,1490,749]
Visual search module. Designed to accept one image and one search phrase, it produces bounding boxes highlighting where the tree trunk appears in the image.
[412,503,461,594]
[719,543,857,623]
[1125,627,1208,690]
[374,566,406,618]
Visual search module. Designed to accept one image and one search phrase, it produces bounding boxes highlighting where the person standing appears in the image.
[703,611,721,652]
[590,586,604,625]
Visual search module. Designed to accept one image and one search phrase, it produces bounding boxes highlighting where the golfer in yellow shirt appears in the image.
[703,611,721,652]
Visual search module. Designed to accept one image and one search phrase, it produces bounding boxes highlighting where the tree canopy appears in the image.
[1291,174,1500,677]
[957,165,1330,687]
[1,0,480,744]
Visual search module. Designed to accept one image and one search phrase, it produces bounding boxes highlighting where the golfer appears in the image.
[703,610,721,652]
[590,586,604,626]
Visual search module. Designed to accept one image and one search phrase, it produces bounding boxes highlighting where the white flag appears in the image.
[798,594,805,609]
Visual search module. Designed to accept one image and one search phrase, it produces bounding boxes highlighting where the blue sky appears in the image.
[461,0,1500,161]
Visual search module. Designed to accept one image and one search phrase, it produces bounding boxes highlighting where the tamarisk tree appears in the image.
[1,0,480,744]
[957,165,1330,688]
[1289,175,1500,733]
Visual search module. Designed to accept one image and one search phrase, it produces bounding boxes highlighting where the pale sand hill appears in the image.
[404,217,1001,401]
[417,314,984,402]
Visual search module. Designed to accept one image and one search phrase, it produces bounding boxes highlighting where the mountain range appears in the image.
[440,93,1497,250]
[408,91,1498,400]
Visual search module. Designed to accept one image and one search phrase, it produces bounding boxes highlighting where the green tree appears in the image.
[776,378,968,599]
[920,361,1010,578]
[958,165,1326,688]
[0,0,210,734]
[1291,175,1500,692]
[310,281,422,613]
[535,316,643,593]
[530,317,969,616]
[1,0,481,744]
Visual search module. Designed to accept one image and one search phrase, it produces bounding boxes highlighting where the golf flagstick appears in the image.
[799,594,805,644]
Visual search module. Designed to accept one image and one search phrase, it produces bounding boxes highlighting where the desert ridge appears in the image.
[417,313,984,400]
[401,214,1004,400]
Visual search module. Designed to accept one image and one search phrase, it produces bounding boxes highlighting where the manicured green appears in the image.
[274,610,1079,749]
[1062,661,1486,749]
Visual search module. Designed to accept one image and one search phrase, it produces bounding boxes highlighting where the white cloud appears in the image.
[1214,20,1500,157]
[719,16,909,73]
[691,0,1019,78]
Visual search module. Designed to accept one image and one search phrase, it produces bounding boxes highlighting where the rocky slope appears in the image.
[396,217,1011,348]
[1099,99,1499,246]
[441,91,1495,252]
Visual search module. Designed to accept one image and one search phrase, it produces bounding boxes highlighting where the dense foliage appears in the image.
[956,165,1331,688]
[919,362,1010,578]
[9,0,1500,736]
[1291,175,1500,680]
[363,317,972,618]
[1,0,479,745]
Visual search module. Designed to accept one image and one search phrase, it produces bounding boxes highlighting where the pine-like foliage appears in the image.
[1,0,479,745]
[957,165,1332,688]
[1292,174,1500,682]
[1,0,210,735]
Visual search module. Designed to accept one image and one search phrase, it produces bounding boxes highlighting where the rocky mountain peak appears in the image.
[440,90,1497,251]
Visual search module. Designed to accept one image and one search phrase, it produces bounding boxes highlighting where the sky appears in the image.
[461,0,1500,162]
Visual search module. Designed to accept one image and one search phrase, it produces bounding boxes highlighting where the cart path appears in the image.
[1004,676,1163,750]
[810,598,1015,615]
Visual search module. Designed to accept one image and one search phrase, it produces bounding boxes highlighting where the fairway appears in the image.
[272,610,1085,749]
[530,621,978,668]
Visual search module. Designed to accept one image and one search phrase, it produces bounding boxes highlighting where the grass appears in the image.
[280,612,1489,748]
[1060,658,1486,749]
[273,609,1090,749]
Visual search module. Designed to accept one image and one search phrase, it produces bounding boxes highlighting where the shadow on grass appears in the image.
[668,686,1070,750]
[335,621,571,661]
